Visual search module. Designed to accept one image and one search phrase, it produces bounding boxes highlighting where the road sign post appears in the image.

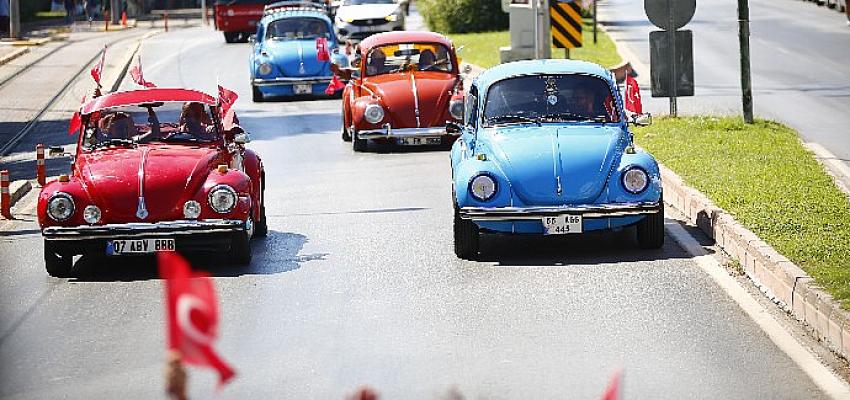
[9,0,20,39]
[738,0,754,123]
[645,0,696,117]
[593,0,597,44]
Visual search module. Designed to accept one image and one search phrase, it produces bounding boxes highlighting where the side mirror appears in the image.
[248,34,257,44]
[234,132,251,144]
[631,113,652,127]
[446,122,462,134]
[462,64,472,75]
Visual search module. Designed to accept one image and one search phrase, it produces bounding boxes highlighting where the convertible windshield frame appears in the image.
[481,73,622,128]
[79,101,223,151]
[363,42,456,77]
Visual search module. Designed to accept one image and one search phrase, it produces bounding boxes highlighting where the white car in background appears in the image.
[334,0,406,42]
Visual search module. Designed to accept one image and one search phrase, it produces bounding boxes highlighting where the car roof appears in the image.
[359,31,453,51]
[474,59,614,91]
[81,88,217,115]
[260,9,331,23]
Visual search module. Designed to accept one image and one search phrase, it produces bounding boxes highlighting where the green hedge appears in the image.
[21,0,53,21]
[419,0,508,34]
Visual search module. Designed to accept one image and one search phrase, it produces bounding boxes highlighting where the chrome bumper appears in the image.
[43,219,245,240]
[357,124,455,140]
[459,202,661,221]
[252,77,331,86]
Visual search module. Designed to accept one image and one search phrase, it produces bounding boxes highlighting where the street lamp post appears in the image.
[737,0,754,124]
[9,0,20,38]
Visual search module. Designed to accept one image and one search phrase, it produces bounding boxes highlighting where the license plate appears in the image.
[107,238,176,255]
[542,215,582,235]
[398,137,441,146]
[293,84,312,95]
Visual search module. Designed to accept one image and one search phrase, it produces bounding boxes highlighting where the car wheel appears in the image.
[352,129,367,152]
[342,124,351,142]
[224,32,238,43]
[252,84,263,102]
[44,241,74,278]
[637,201,665,249]
[229,228,252,265]
[254,186,268,238]
[453,206,479,259]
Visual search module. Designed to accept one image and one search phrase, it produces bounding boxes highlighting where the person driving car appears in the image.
[366,48,387,76]
[178,102,215,139]
[99,112,136,140]
[418,49,436,71]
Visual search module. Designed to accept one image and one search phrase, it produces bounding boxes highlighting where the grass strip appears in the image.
[634,116,850,308]
[445,18,622,69]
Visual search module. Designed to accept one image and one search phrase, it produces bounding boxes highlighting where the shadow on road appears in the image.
[238,111,342,141]
[68,230,315,282]
[476,222,708,267]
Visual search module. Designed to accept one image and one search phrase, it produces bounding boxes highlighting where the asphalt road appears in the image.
[0,24,842,400]
[598,0,850,171]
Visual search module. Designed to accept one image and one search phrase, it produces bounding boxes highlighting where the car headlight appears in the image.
[622,167,649,194]
[449,99,464,120]
[469,174,497,202]
[208,185,237,214]
[47,192,75,222]
[364,103,385,124]
[83,205,101,224]
[183,200,201,219]
[258,62,273,76]
[385,13,399,22]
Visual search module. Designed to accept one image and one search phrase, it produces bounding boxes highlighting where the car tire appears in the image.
[254,185,268,238]
[453,206,480,259]
[637,201,665,249]
[44,241,74,278]
[252,85,263,102]
[342,124,351,142]
[229,229,252,265]
[352,129,367,152]
[224,32,238,43]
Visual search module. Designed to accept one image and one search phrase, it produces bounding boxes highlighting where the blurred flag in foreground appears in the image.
[217,84,239,130]
[325,75,346,95]
[600,369,623,400]
[130,55,157,88]
[159,251,235,387]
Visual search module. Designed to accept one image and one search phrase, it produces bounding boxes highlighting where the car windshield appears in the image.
[344,0,394,5]
[81,102,219,150]
[364,43,454,76]
[483,74,621,126]
[266,17,330,40]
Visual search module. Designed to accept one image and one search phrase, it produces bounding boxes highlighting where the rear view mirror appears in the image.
[631,113,652,127]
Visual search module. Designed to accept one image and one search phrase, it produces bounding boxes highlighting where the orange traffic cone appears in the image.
[121,11,127,27]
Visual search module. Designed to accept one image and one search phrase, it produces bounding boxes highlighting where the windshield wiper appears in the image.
[487,114,542,127]
[93,138,136,149]
[539,112,611,123]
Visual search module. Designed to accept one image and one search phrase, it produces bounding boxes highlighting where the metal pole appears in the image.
[667,0,677,117]
[111,0,120,24]
[738,0,754,123]
[533,0,540,59]
[9,0,20,39]
[593,0,597,44]
[541,0,551,58]
[202,0,208,25]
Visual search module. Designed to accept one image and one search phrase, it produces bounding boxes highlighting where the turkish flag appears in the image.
[599,369,623,400]
[324,75,346,95]
[316,37,330,62]
[130,56,157,88]
[91,46,106,87]
[68,112,82,136]
[159,252,236,387]
[624,74,642,114]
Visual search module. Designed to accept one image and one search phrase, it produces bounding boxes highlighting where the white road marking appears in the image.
[667,221,850,400]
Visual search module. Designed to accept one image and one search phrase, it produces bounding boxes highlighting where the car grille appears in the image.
[349,31,386,41]
[349,18,387,26]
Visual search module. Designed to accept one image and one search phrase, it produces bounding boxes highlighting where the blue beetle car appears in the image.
[449,59,663,259]
[249,1,348,102]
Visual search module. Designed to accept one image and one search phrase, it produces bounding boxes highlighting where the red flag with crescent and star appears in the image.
[130,55,157,88]
[217,84,239,129]
[624,74,642,115]
[324,75,346,95]
[159,251,236,387]
[316,37,330,62]
[91,46,106,87]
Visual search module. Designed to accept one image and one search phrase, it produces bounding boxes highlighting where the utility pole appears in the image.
[202,0,208,25]
[9,0,20,38]
[737,0,754,123]
[593,0,597,44]
[111,0,121,24]
[667,0,677,117]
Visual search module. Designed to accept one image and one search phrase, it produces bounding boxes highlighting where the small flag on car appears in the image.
[217,84,239,129]
[91,46,106,87]
[159,251,236,387]
[624,74,643,115]
[325,75,345,95]
[130,55,157,88]
[316,37,330,62]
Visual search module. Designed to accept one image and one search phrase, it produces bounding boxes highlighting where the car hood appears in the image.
[364,72,455,128]
[79,145,224,222]
[337,4,399,20]
[262,39,330,77]
[485,125,623,205]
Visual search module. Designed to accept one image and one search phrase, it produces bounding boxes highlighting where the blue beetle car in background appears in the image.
[449,59,662,259]
[250,1,348,102]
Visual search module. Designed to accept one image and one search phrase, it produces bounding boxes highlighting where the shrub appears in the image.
[419,0,508,34]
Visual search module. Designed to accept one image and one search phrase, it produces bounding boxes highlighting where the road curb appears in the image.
[659,163,850,361]
[7,179,32,209]
[0,47,30,67]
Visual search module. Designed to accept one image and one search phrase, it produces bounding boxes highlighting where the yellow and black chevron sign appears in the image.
[550,0,583,49]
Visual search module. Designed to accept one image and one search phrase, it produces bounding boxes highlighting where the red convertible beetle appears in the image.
[39,88,266,277]
[341,31,465,151]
